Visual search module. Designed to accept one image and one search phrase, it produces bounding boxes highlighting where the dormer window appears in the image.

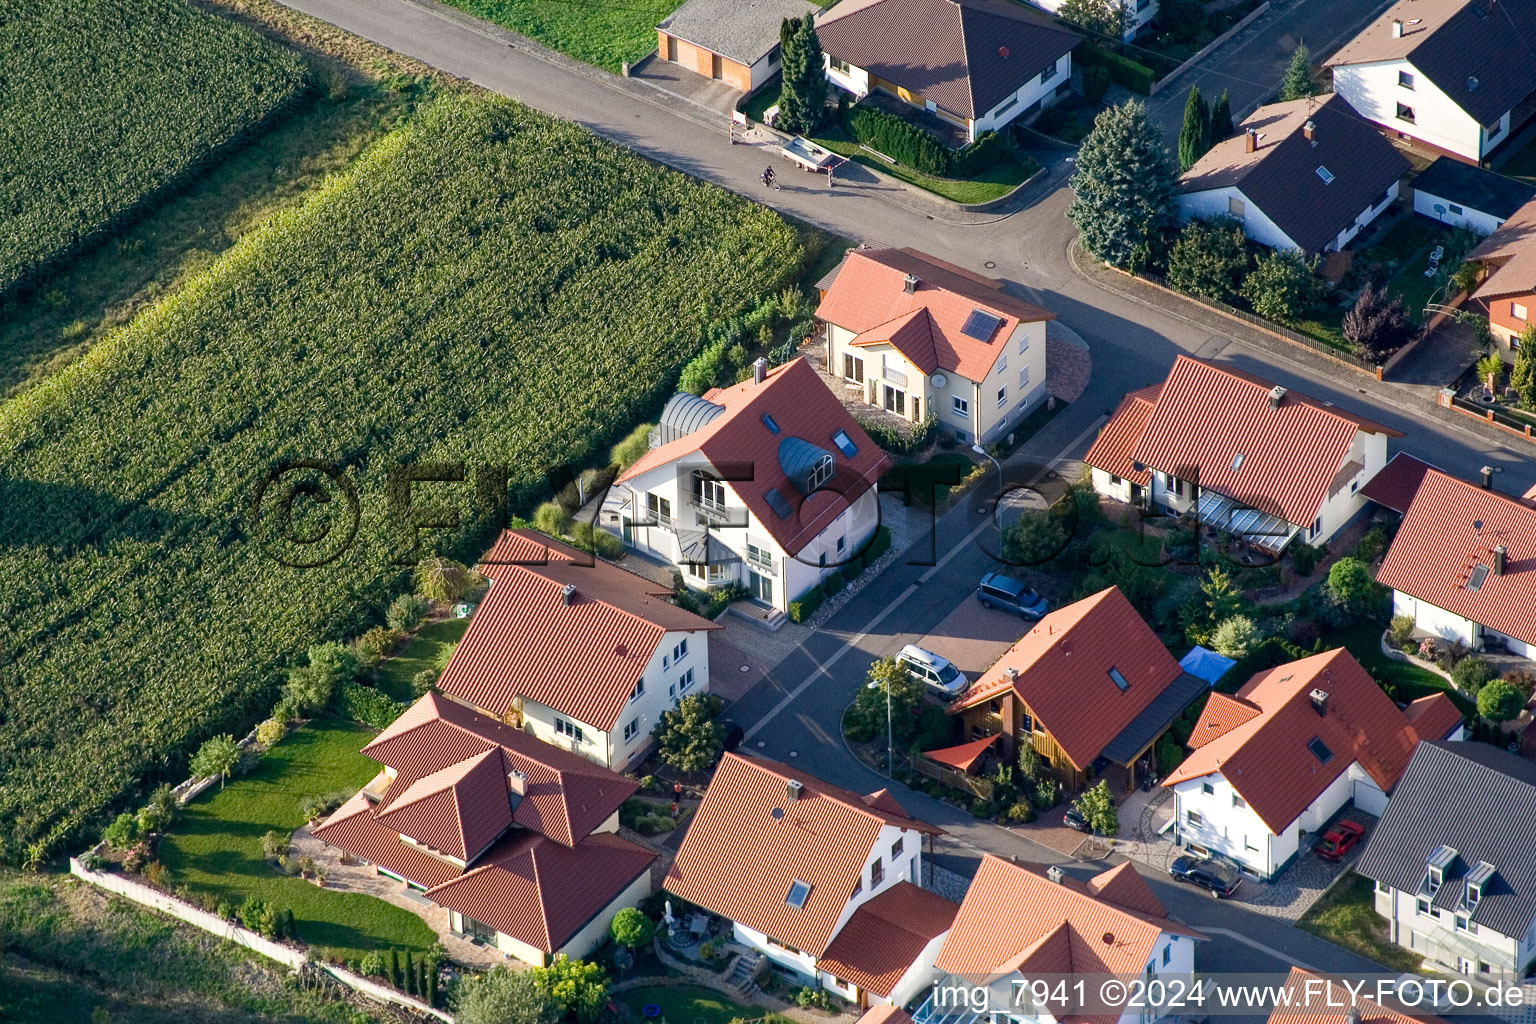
[1466,861,1496,906]
[1425,845,1458,896]
[808,453,833,490]
[786,880,812,908]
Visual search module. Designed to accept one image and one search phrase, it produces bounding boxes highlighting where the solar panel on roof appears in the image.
[764,487,793,519]
[961,309,1004,341]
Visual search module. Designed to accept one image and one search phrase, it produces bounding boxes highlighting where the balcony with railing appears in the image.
[747,546,776,576]
[689,489,732,523]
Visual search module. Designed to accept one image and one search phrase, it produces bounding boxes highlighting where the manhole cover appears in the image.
[755,740,766,748]
[789,750,798,757]
[984,261,996,268]
[739,664,751,673]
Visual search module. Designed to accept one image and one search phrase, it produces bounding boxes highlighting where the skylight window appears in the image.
[1230,453,1244,472]
[1307,737,1333,764]
[764,487,793,520]
[831,429,858,458]
[1108,667,1130,692]
[1316,166,1335,184]
[762,413,781,435]
[786,880,812,909]
[1467,563,1490,591]
[961,309,1004,342]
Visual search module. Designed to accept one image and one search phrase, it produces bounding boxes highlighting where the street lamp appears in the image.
[866,678,893,775]
[972,443,1003,503]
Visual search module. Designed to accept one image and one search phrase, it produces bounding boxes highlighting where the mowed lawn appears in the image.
[1297,872,1423,972]
[436,0,677,70]
[375,618,469,702]
[618,985,763,1024]
[158,717,436,959]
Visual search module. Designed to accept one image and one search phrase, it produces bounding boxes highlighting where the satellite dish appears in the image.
[931,372,949,389]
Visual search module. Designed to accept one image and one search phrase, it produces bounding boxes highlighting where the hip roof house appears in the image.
[1162,649,1463,879]
[1326,0,1536,163]
[665,753,949,1009]
[1085,355,1403,552]
[948,586,1208,793]
[816,0,1079,143]
[434,529,721,772]
[312,692,655,965]
[1178,95,1409,256]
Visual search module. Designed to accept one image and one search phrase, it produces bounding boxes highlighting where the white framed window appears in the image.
[1448,203,1464,215]
[1019,366,1030,389]
[1417,898,1432,916]
[1162,944,1171,965]
[842,353,864,383]
[997,353,1007,371]
[1396,102,1415,124]
[808,454,834,490]
[829,55,851,75]
[679,667,695,692]
[1228,197,1245,218]
[628,678,645,703]
[1018,332,1029,354]
[996,385,1007,408]
[836,536,845,552]
[952,396,969,418]
[1201,782,1214,795]
[624,718,639,742]
[1374,880,1391,894]
[673,638,688,662]
[1244,835,1260,851]
[1398,70,1414,89]
[1311,516,1323,538]
[647,493,672,527]
[891,836,904,859]
[555,718,584,743]
[1232,794,1246,809]
[1514,302,1528,320]
[1186,809,1204,826]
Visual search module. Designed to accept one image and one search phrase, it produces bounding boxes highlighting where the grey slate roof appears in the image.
[1412,157,1536,222]
[657,0,821,66]
[1100,672,1208,766]
[1354,741,1536,940]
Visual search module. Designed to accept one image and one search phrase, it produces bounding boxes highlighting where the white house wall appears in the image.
[1089,467,1138,505]
[1179,186,1302,252]
[1377,886,1533,975]
[824,57,871,99]
[973,54,1072,136]
[1172,773,1288,877]
[1412,187,1506,235]
[885,929,952,1007]
[1392,592,1533,657]
[1023,0,1153,38]
[558,868,653,962]
[1331,60,1490,161]
[1328,182,1400,253]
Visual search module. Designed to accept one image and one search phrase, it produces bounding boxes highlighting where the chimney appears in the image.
[1268,385,1287,409]
[1303,120,1316,142]
[508,768,528,800]
[1310,688,1330,716]
[1494,544,1507,575]
[903,273,919,293]
[1047,865,1066,884]
[1481,465,1495,490]
[1005,666,1019,683]
[1347,1008,1362,1024]
[786,779,803,802]
[560,582,578,605]
[753,357,768,384]
[1391,17,1403,36]
[1245,128,1258,154]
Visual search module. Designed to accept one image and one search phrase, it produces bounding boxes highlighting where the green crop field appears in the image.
[0,93,802,862]
[0,0,309,299]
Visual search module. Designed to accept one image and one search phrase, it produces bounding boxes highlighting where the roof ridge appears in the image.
[952,0,978,125]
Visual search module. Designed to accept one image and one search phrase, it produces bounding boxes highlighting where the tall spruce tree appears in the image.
[1209,90,1233,142]
[1067,99,1179,269]
[1279,41,1314,101]
[776,16,826,135]
[1178,86,1211,171]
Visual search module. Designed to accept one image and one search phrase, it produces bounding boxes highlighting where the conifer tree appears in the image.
[1209,90,1233,142]
[776,17,827,135]
[1178,85,1211,171]
[1067,100,1179,269]
[1279,42,1314,101]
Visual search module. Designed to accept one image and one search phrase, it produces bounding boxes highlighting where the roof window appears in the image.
[832,429,858,458]
[762,413,781,435]
[786,880,812,908]
[961,309,1004,341]
[1316,166,1335,184]
[1108,667,1130,692]
[1467,563,1490,591]
[764,487,793,520]
[1230,453,1244,472]
[1306,736,1333,764]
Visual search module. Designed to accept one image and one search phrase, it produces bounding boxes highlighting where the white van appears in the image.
[896,644,969,701]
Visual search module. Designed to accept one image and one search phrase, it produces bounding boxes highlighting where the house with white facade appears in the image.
[1178,95,1409,255]
[1327,0,1536,164]
[611,358,889,620]
[1163,649,1463,880]
[1410,156,1534,234]
[816,247,1055,447]
[912,856,1206,1024]
[815,0,1080,143]
[312,692,654,966]
[1027,0,1156,39]
[1084,355,1403,553]
[433,529,721,772]
[1355,740,1536,978]
[665,753,952,1010]
[1375,468,1536,659]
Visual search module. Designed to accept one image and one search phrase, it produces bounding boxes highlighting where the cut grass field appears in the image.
[0,0,308,299]
[376,617,470,701]
[157,717,437,960]
[1297,872,1423,973]
[0,74,433,400]
[435,0,677,71]
[617,985,765,1024]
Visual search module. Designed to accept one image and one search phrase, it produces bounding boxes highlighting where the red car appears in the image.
[1315,820,1365,860]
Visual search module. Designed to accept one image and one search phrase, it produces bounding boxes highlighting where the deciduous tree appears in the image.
[1478,680,1526,722]
[1241,249,1321,322]
[610,907,655,949]
[1167,217,1248,302]
[1059,0,1128,38]
[190,734,241,789]
[1074,780,1118,836]
[455,965,560,1024]
[1343,284,1416,360]
[652,694,725,773]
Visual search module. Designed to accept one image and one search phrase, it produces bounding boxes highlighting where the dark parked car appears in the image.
[1315,820,1365,861]
[977,573,1049,619]
[1169,855,1241,897]
[720,721,745,753]
[1063,806,1092,833]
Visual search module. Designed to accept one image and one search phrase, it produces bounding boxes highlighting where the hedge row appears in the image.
[335,683,406,730]
[843,105,1010,180]
[1075,41,1156,96]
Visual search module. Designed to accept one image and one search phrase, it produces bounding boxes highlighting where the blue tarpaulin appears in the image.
[1180,645,1236,687]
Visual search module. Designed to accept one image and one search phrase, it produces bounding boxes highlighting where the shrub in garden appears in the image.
[103,812,139,849]
[139,784,179,833]
[1451,656,1495,695]
[533,500,574,537]
[1343,284,1416,361]
[1033,776,1059,810]
[1002,509,1068,566]
[412,668,439,697]
[948,131,1009,178]
[1082,65,1112,104]
[1167,217,1248,303]
[1290,540,1320,576]
[238,896,275,936]
[1241,250,1321,323]
[1477,679,1525,722]
[1389,614,1415,648]
[610,423,654,471]
[386,593,432,632]
[335,681,406,729]
[190,734,241,789]
[1211,614,1257,659]
[1326,557,1381,618]
[823,569,846,597]
[261,830,290,860]
[358,950,387,978]
[1503,668,1536,701]
[788,583,825,623]
[285,641,361,713]
[1060,0,1127,37]
[414,557,484,604]
[653,695,725,772]
[610,906,655,950]
[846,105,950,176]
[298,790,351,823]
[255,718,288,748]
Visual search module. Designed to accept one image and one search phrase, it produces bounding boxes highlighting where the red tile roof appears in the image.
[1162,649,1463,833]
[1376,468,1536,647]
[1268,968,1452,1024]
[371,749,515,862]
[815,0,1079,119]
[1359,452,1439,514]
[936,856,1204,1024]
[425,830,654,954]
[948,588,1186,771]
[857,1008,913,1024]
[922,735,997,772]
[363,692,637,847]
[616,359,891,556]
[1184,692,1261,750]
[815,248,1054,384]
[1083,385,1161,488]
[664,753,941,956]
[817,881,959,997]
[312,791,465,889]
[1128,356,1401,526]
[436,529,719,730]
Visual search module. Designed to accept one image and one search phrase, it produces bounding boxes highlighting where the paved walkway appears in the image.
[627,53,742,116]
